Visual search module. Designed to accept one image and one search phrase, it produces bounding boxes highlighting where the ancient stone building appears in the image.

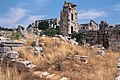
[97,21,109,48]
[86,31,98,45]
[108,25,120,52]
[85,21,109,48]
[26,23,39,34]
[79,20,98,31]
[60,1,79,36]
[35,18,59,28]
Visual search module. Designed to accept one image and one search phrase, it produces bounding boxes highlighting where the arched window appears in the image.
[71,26,73,33]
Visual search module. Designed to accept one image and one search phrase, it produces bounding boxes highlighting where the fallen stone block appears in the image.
[116,76,120,80]
[98,50,105,55]
[118,58,120,62]
[58,35,67,41]
[0,47,11,53]
[117,63,120,68]
[16,60,32,66]
[46,74,55,79]
[33,71,50,78]
[40,42,44,46]
[79,56,88,64]
[74,55,88,63]
[11,58,23,62]
[7,51,19,59]
[60,77,69,80]
[26,64,36,71]
[1,41,23,47]
[32,40,39,47]
[0,37,7,41]
[34,47,42,51]
[16,60,33,72]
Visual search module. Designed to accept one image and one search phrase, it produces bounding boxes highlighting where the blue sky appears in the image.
[0,0,120,28]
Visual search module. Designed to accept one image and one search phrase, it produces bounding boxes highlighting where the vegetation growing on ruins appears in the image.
[1,35,119,80]
[71,31,86,45]
[11,32,24,40]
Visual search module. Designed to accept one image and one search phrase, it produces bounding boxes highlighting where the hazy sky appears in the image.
[0,0,120,28]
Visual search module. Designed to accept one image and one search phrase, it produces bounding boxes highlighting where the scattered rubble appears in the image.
[16,60,36,72]
[75,55,88,64]
[30,40,43,55]
[58,35,68,42]
[7,51,19,59]
[58,35,78,45]
[32,40,39,47]
[33,71,68,80]
[97,50,105,56]
[60,77,69,80]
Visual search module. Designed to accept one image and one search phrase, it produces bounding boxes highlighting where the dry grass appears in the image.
[0,34,120,80]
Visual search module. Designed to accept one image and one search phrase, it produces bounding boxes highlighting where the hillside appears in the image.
[0,34,120,80]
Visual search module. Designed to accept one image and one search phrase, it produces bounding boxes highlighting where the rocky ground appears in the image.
[0,34,120,80]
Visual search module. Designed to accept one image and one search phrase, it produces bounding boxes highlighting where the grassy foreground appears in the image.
[0,34,119,80]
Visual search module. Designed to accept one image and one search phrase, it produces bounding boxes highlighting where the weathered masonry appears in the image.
[60,1,79,36]
[79,20,98,31]
[35,18,59,28]
[108,24,120,52]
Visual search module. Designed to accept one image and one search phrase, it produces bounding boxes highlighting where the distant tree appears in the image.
[43,28,60,37]
[71,31,86,45]
[38,22,49,30]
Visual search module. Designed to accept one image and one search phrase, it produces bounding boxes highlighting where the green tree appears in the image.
[71,31,86,45]
[38,22,49,30]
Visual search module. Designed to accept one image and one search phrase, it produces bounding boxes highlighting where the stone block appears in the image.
[0,47,11,53]
[98,50,105,55]
[60,77,69,80]
[46,74,55,79]
[79,56,88,64]
[1,41,23,47]
[116,76,120,80]
[7,51,19,59]
[33,71,50,78]
[117,63,120,68]
[32,40,39,47]
[34,47,42,51]
[16,60,33,72]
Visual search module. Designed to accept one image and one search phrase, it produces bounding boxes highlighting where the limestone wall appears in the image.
[108,25,120,52]
[60,1,79,36]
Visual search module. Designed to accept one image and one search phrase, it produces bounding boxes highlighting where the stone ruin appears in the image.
[0,37,69,80]
[79,20,98,31]
[28,40,43,55]
[26,23,40,35]
[59,1,120,52]
[16,25,26,35]
[60,1,79,36]
[0,38,36,72]
[35,18,59,28]
[85,20,120,52]
[108,25,120,52]
[57,35,78,45]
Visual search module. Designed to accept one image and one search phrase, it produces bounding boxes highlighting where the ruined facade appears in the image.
[86,21,120,52]
[97,21,109,48]
[86,21,109,48]
[35,18,59,28]
[79,20,98,31]
[108,25,120,52]
[26,23,39,34]
[60,1,79,36]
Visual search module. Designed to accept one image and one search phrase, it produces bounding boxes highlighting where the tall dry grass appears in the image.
[15,35,119,80]
[1,34,119,80]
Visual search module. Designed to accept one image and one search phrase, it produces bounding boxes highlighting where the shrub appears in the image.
[71,31,86,45]
[11,32,24,40]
